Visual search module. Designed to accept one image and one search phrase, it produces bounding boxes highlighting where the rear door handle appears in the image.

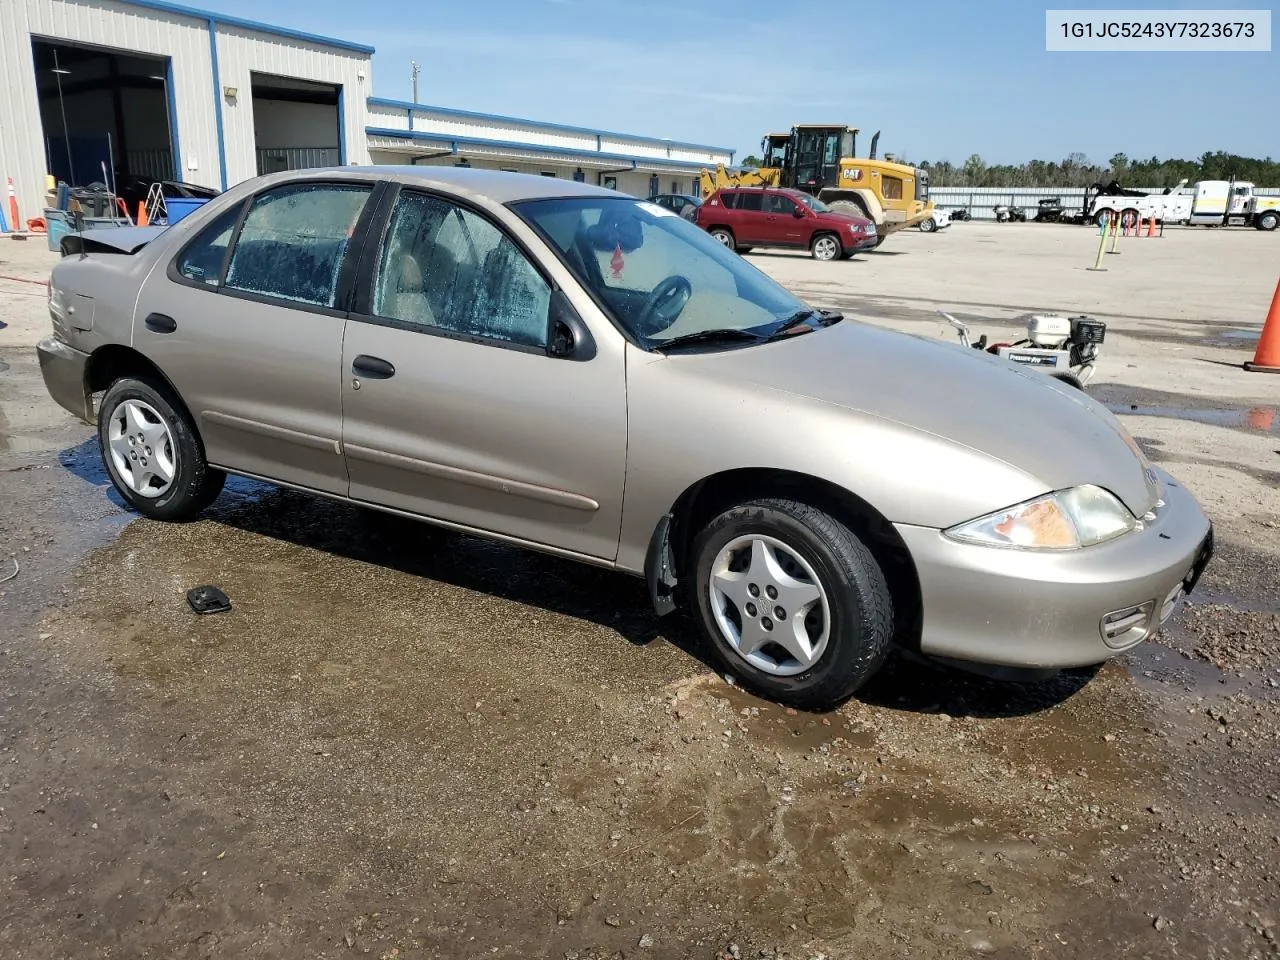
[144,313,177,334]
[352,355,396,379]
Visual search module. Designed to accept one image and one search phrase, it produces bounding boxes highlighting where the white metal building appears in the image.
[367,100,733,199]
[0,0,733,227]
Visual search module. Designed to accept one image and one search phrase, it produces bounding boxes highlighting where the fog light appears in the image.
[1101,601,1154,649]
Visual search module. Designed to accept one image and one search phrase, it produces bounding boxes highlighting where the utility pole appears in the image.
[410,60,421,104]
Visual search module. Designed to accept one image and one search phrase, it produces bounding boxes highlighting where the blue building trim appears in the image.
[367,97,733,156]
[164,56,182,181]
[207,19,228,191]
[365,127,726,172]
[337,86,347,165]
[116,0,375,54]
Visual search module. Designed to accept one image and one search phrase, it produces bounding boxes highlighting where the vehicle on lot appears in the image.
[36,167,1214,708]
[1077,178,1279,231]
[993,202,1026,222]
[1033,197,1066,222]
[948,207,973,222]
[938,311,1106,389]
[918,207,951,232]
[647,193,702,221]
[700,126,935,244]
[696,186,878,260]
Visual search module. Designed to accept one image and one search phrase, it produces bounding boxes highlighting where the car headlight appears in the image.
[944,485,1137,550]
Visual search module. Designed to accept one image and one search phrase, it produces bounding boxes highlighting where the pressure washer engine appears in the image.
[938,311,1106,389]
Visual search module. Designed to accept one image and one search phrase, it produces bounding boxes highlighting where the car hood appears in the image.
[818,211,872,227]
[679,320,1159,518]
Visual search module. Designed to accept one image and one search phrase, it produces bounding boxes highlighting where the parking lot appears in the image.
[1,222,1278,959]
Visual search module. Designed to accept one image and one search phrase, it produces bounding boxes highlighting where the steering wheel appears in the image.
[636,275,693,335]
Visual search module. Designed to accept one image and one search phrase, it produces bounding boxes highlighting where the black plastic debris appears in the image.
[187,585,231,615]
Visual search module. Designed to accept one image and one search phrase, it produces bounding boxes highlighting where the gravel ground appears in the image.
[1,222,1277,959]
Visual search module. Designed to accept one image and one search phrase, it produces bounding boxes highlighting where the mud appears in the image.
[3,226,1280,959]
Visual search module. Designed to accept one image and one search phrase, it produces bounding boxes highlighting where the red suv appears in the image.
[695,187,877,261]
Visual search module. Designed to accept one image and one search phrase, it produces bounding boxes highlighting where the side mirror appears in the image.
[792,206,805,218]
[547,289,596,361]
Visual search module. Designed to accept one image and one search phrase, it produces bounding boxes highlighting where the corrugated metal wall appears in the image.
[1,0,218,224]
[931,186,1280,221]
[214,24,370,185]
[0,0,372,225]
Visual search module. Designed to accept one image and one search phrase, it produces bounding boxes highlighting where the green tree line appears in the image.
[740,150,1280,187]
[919,151,1280,188]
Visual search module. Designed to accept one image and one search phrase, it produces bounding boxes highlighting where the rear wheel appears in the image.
[689,498,894,709]
[811,233,842,261]
[708,228,736,251]
[97,377,225,521]
[919,217,937,233]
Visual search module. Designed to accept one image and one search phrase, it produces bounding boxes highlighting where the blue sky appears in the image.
[202,0,1277,165]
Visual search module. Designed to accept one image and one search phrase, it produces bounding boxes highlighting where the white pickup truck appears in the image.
[1090,179,1279,231]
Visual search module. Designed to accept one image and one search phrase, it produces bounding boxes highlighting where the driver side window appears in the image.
[372,192,551,348]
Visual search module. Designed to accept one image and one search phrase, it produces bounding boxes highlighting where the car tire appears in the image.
[708,228,736,251]
[811,233,842,261]
[688,497,894,709]
[919,217,936,233]
[97,376,225,521]
[1258,211,1279,231]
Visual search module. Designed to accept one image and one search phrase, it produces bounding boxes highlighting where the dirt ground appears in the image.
[1,222,1278,960]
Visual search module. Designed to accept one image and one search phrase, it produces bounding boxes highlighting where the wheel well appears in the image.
[663,468,923,649]
[706,224,734,237]
[812,229,841,247]
[85,345,197,428]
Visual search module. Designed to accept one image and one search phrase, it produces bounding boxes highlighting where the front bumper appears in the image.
[894,468,1213,669]
[36,336,94,423]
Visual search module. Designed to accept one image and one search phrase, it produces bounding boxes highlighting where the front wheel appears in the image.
[98,377,225,520]
[1257,211,1279,231]
[689,498,894,709]
[811,234,842,261]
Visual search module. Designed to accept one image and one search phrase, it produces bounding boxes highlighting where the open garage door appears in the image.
[31,39,177,191]
[252,74,342,175]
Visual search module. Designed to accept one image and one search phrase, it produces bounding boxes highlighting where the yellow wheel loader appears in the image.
[701,126,935,245]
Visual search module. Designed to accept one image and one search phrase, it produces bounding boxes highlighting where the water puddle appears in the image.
[1106,403,1279,432]
[1124,642,1269,700]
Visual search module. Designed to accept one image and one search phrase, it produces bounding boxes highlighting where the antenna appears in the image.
[410,60,421,103]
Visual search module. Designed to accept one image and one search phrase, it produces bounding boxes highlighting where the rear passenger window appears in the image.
[736,192,763,212]
[175,205,241,286]
[224,183,372,308]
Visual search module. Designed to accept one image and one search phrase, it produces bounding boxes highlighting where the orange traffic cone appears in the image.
[6,176,20,231]
[1244,277,1280,374]
[136,200,149,227]
[1146,216,1156,237]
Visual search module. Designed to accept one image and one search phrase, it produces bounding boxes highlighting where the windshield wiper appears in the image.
[767,308,841,341]
[652,328,765,352]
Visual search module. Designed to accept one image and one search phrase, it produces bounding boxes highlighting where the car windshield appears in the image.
[511,196,811,347]
[794,194,830,213]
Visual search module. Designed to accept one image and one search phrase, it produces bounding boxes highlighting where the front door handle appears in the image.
[352,355,396,379]
[144,313,177,334]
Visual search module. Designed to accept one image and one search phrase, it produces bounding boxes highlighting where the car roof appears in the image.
[233,165,621,205]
